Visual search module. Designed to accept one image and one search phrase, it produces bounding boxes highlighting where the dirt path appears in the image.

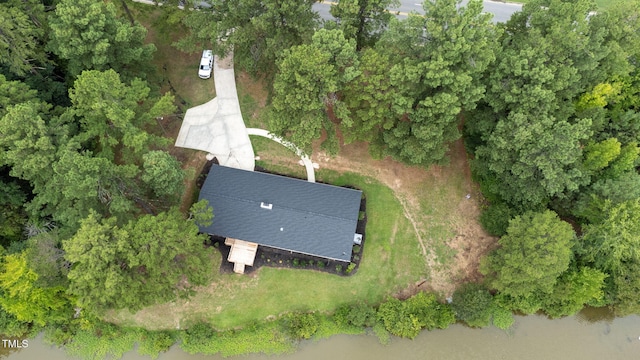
[397,194,427,256]
[310,139,496,297]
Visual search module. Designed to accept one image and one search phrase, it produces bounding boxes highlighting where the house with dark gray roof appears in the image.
[198,165,362,272]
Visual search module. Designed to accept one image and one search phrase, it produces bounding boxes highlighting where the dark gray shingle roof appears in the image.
[198,165,362,262]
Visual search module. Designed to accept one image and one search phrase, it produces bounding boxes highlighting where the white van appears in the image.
[198,50,213,79]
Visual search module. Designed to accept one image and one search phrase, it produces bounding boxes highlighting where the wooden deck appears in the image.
[225,238,258,274]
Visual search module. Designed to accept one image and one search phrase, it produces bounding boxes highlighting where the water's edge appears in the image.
[4,309,640,360]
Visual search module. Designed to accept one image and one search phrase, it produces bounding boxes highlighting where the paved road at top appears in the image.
[313,0,523,23]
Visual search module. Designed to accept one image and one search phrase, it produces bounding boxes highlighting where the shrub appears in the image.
[336,265,343,273]
[43,323,76,346]
[284,312,319,340]
[372,323,390,345]
[0,308,30,338]
[64,325,139,360]
[181,322,216,352]
[334,303,377,328]
[353,245,361,253]
[491,306,515,330]
[479,203,515,236]
[451,283,494,328]
[346,262,356,274]
[213,322,292,356]
[377,292,455,339]
[137,330,175,359]
[292,259,299,267]
[179,321,293,356]
[406,292,456,331]
[377,297,420,339]
[317,261,325,268]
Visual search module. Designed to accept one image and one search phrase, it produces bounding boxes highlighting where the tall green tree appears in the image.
[573,170,640,224]
[474,112,592,210]
[24,229,69,289]
[542,266,606,318]
[330,0,399,50]
[341,48,395,152]
[0,74,39,117]
[579,199,640,315]
[269,29,358,154]
[47,0,155,78]
[0,252,73,327]
[141,151,186,201]
[582,138,621,173]
[481,210,575,298]
[0,179,27,246]
[0,101,59,189]
[0,0,48,76]
[588,0,640,90]
[177,0,318,78]
[28,149,140,235]
[69,69,175,162]
[373,0,498,165]
[64,203,213,311]
[500,0,610,107]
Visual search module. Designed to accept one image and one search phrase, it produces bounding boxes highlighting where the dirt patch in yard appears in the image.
[282,137,498,298]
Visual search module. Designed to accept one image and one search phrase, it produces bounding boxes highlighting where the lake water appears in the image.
[4,309,639,360]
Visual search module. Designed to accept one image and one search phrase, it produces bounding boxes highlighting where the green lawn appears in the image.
[109,171,427,330]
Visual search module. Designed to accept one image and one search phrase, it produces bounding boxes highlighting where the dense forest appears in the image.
[0,0,215,340]
[1,0,639,357]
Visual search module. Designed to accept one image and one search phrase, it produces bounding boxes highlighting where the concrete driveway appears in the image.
[175,52,255,171]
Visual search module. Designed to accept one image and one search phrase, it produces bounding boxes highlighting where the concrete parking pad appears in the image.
[175,52,255,171]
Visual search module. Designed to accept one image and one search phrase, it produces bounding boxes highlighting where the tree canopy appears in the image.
[48,0,155,78]
[177,0,318,78]
[64,203,213,311]
[482,210,575,297]
[368,0,498,165]
[466,0,622,211]
[330,0,399,50]
[0,0,47,76]
[269,29,358,154]
[474,112,592,210]
[69,69,174,161]
[579,199,640,315]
